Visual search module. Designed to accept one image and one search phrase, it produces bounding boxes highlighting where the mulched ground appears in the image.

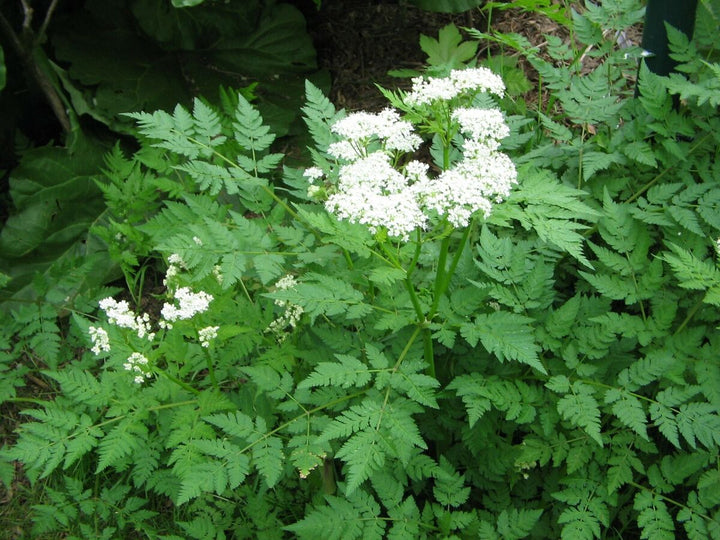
[304,0,565,111]
[304,1,642,112]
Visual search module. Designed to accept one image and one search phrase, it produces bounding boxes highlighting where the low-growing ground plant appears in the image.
[1,1,720,538]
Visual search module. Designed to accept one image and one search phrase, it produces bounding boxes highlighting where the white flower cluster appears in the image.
[98,298,155,341]
[452,107,509,147]
[413,135,518,228]
[308,68,517,239]
[198,325,219,348]
[325,151,427,239]
[266,275,304,342]
[405,67,505,106]
[160,287,214,328]
[327,108,422,161]
[89,326,110,355]
[123,352,151,384]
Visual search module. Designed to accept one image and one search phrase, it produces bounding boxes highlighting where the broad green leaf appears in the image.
[420,24,478,71]
[0,136,116,310]
[52,1,323,136]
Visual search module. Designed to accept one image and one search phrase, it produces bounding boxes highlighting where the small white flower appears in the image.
[275,274,299,291]
[193,236,203,246]
[405,160,429,180]
[303,167,324,181]
[321,68,516,240]
[328,140,361,161]
[450,67,505,97]
[266,276,305,342]
[124,352,151,384]
[329,109,421,160]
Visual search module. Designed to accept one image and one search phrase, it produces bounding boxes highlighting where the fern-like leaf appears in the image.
[302,80,343,151]
[285,489,385,540]
[96,418,147,473]
[663,242,720,290]
[250,417,284,488]
[634,490,675,539]
[460,311,545,373]
[496,508,543,540]
[203,411,254,440]
[233,94,275,153]
[335,429,386,494]
[552,381,603,446]
[297,354,372,390]
[604,388,649,440]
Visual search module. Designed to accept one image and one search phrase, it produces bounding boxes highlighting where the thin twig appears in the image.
[37,0,61,46]
[20,0,34,37]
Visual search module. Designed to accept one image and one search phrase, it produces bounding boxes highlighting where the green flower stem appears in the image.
[423,328,435,379]
[156,368,201,395]
[204,349,218,389]
[673,295,705,336]
[431,233,451,315]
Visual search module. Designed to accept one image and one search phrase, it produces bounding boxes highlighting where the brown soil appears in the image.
[306,1,473,110]
[305,1,642,112]
[305,1,564,111]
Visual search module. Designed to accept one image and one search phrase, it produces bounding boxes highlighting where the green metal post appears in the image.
[641,0,698,76]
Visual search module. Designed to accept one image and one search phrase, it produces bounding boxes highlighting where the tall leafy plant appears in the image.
[3,1,720,538]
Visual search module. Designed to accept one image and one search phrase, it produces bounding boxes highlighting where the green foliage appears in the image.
[420,24,479,75]
[3,3,720,539]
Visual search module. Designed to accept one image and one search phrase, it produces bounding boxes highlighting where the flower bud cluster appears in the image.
[89,253,217,387]
[266,275,305,342]
[163,253,185,287]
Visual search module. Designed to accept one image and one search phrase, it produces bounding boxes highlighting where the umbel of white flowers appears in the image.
[89,257,215,384]
[304,67,517,240]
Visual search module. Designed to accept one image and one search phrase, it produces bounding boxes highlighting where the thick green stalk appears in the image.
[429,220,473,320]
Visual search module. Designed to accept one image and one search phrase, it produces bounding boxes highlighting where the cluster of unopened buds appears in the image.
[304,67,517,241]
[265,274,304,342]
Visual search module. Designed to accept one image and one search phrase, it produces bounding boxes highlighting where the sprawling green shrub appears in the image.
[2,1,720,538]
